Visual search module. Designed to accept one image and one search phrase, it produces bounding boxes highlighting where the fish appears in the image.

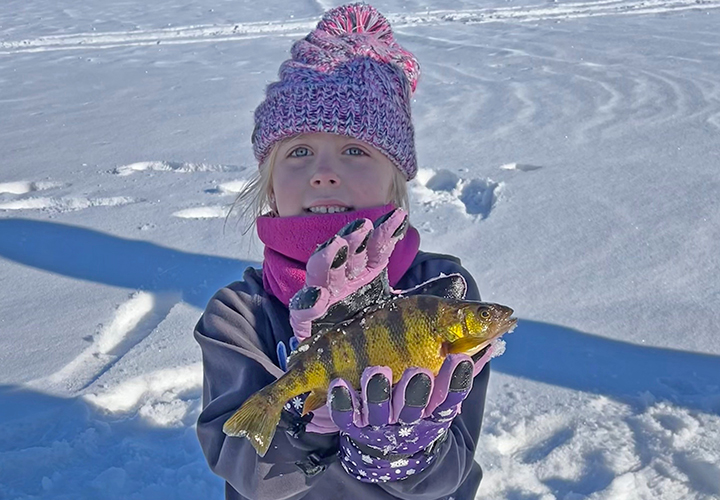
[223,294,517,456]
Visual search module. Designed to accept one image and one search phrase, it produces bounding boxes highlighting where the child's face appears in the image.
[271,132,396,217]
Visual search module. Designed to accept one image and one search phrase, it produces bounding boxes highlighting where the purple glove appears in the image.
[328,354,475,482]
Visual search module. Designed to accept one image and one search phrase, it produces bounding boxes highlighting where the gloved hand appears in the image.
[277,207,495,438]
[328,354,480,482]
[289,208,409,343]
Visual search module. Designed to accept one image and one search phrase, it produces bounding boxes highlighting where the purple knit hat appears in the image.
[252,3,420,180]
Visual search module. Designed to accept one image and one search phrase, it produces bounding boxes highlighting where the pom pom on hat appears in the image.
[317,3,393,38]
[314,3,420,94]
[252,3,420,180]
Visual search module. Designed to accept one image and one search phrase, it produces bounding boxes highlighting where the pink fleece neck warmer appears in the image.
[257,204,420,306]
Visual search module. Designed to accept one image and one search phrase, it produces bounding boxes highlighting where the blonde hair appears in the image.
[230,139,410,234]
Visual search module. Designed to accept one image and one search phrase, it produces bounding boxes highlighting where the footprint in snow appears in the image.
[0,180,64,195]
[1,178,136,214]
[203,179,251,196]
[172,206,230,219]
[112,160,244,176]
[500,162,543,172]
[521,426,576,464]
[0,196,136,212]
[177,179,252,219]
[412,168,502,219]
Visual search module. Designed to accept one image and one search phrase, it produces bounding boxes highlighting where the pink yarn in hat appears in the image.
[252,3,421,180]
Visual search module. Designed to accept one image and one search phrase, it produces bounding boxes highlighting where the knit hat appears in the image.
[251,3,420,180]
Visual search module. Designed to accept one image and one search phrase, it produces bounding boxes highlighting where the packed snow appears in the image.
[1,0,719,498]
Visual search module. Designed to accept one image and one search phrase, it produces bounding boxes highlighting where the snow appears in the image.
[2,0,720,498]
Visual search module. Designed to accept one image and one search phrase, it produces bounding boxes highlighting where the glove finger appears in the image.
[361,366,393,427]
[289,286,331,341]
[306,236,349,295]
[391,368,433,425]
[336,218,374,280]
[328,378,360,432]
[428,354,474,417]
[367,208,409,272]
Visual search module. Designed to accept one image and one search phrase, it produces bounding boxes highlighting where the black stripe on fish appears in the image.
[385,303,412,363]
[348,320,371,376]
[314,333,333,379]
[415,295,440,324]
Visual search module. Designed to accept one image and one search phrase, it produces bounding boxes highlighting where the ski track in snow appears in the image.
[2,0,720,55]
[29,291,181,396]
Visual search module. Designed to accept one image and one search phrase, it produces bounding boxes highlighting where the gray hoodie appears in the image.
[194,251,489,500]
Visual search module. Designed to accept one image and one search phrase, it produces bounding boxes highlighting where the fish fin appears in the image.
[223,387,284,457]
[400,274,467,300]
[445,337,490,355]
[302,390,327,416]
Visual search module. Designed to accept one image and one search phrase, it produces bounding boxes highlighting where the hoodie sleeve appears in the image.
[194,279,340,500]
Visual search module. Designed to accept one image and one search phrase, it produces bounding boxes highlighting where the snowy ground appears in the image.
[1,0,720,498]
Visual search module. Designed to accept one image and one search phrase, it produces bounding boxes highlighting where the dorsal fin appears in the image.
[399,273,467,300]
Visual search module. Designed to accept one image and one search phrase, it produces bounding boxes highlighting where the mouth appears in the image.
[304,205,354,214]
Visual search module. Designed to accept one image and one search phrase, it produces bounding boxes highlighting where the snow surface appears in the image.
[2,0,720,498]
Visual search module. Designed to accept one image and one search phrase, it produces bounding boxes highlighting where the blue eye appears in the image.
[290,147,311,157]
[345,147,366,156]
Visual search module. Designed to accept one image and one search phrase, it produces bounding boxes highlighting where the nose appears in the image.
[310,160,340,187]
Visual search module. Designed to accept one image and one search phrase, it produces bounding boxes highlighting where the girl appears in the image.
[195,4,493,499]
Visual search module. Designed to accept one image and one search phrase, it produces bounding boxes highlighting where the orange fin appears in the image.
[446,337,489,355]
[302,390,327,415]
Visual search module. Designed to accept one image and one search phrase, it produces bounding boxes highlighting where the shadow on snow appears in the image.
[495,320,720,413]
[0,385,223,500]
[0,217,257,310]
[1,218,718,414]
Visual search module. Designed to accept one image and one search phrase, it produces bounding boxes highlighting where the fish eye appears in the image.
[477,307,491,320]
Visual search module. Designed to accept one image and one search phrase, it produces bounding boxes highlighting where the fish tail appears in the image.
[223,384,286,457]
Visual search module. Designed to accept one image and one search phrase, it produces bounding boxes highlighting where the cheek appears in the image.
[271,172,302,210]
[348,165,395,204]
[272,169,298,196]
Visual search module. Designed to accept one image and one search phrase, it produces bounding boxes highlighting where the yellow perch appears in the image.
[223,295,516,456]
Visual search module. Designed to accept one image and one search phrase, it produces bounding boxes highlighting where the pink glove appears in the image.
[286,208,409,433]
[289,208,409,342]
